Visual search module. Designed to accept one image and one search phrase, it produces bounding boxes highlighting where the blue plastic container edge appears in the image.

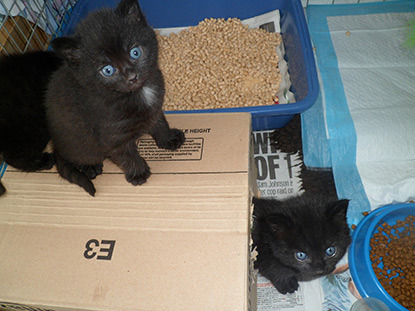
[0,161,7,179]
[366,205,415,311]
[290,0,319,113]
[349,206,383,297]
[60,0,319,131]
[349,207,399,309]
[166,0,319,130]
[349,203,415,311]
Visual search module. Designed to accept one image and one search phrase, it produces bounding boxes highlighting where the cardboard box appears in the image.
[0,113,257,311]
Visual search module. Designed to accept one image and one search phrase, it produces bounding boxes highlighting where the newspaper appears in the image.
[254,130,359,311]
[253,131,303,199]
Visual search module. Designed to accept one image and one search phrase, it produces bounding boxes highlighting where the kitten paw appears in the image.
[38,152,55,170]
[126,167,151,186]
[0,181,6,196]
[157,129,185,151]
[80,164,103,180]
[274,277,299,294]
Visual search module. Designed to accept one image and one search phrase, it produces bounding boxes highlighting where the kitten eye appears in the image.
[130,47,142,60]
[295,252,308,261]
[101,65,116,77]
[325,246,336,257]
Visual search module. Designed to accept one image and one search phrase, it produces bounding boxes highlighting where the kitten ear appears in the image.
[51,37,81,63]
[326,199,349,221]
[115,0,147,25]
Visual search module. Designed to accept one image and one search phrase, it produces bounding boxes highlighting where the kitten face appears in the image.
[254,195,351,281]
[53,0,159,94]
[96,45,144,92]
[267,219,348,280]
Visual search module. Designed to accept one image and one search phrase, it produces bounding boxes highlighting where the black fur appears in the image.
[270,114,337,197]
[252,114,351,294]
[252,195,350,294]
[45,0,185,196]
[0,51,62,196]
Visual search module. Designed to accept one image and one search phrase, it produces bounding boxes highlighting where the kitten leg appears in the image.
[109,141,151,186]
[79,164,103,180]
[257,259,300,294]
[0,181,6,196]
[2,152,54,172]
[149,114,185,151]
[54,152,96,196]
[35,153,55,171]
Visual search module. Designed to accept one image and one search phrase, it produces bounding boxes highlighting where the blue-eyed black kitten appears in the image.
[46,0,185,196]
[0,51,62,196]
[252,195,350,294]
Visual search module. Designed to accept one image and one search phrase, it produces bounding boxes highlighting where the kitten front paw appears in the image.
[126,167,151,186]
[80,164,103,180]
[0,181,6,196]
[274,277,299,294]
[157,129,185,151]
[38,152,55,170]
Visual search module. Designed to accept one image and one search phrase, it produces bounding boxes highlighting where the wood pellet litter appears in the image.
[157,18,282,110]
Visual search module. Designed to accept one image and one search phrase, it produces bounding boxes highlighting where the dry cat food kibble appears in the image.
[157,18,282,110]
[369,215,415,311]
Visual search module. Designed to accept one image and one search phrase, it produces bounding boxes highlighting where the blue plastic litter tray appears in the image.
[63,0,318,131]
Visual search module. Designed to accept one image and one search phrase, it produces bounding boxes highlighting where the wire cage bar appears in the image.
[0,0,78,177]
[0,0,77,56]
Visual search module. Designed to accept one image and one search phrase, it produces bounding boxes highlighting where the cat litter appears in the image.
[61,0,319,130]
[158,17,282,111]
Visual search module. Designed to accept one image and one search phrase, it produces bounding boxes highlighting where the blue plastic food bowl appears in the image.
[349,203,415,311]
[61,0,318,131]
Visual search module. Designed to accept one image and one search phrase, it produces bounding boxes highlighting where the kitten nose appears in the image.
[127,73,138,83]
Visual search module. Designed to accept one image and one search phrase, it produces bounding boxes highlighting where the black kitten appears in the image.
[0,51,62,196]
[270,114,337,197]
[255,114,350,294]
[45,0,185,196]
[252,195,350,294]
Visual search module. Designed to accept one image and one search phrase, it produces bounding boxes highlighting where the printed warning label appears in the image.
[137,138,203,161]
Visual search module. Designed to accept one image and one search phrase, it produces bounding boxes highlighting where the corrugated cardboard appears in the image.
[0,113,256,311]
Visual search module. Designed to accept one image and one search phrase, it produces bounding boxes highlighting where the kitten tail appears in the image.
[0,181,6,196]
[55,153,96,196]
